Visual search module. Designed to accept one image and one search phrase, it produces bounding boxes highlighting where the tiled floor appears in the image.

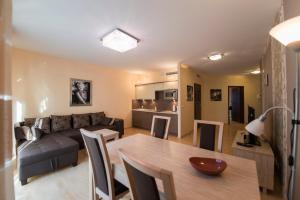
[124,124,283,200]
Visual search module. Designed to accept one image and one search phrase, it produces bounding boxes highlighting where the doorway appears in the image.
[228,86,244,124]
[194,83,201,120]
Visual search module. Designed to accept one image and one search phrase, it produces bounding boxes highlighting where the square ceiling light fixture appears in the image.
[101,29,139,53]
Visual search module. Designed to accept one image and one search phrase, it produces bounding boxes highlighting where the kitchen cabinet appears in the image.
[163,81,178,90]
[135,84,155,99]
[154,83,164,91]
[132,110,178,135]
[135,81,178,99]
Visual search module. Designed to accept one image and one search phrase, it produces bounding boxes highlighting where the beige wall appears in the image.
[134,69,178,85]
[179,64,202,136]
[201,74,262,123]
[178,65,261,137]
[12,48,138,128]
[261,43,273,142]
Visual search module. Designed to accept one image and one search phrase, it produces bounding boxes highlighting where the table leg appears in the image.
[262,188,268,194]
[115,132,119,140]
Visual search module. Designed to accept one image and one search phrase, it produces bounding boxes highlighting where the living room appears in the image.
[1,0,300,200]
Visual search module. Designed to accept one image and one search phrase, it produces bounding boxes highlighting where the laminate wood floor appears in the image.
[14,123,283,200]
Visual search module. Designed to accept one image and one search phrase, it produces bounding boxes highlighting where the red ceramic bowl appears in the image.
[189,157,227,176]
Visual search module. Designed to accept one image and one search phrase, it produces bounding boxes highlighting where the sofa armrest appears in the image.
[112,118,124,138]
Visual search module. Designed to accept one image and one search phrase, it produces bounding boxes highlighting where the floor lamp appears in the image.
[246,16,300,200]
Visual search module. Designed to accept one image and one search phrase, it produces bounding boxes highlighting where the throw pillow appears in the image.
[21,126,33,141]
[24,117,51,134]
[30,118,44,141]
[90,112,105,125]
[24,118,36,127]
[101,117,112,126]
[109,118,115,126]
[72,114,90,129]
[51,115,72,132]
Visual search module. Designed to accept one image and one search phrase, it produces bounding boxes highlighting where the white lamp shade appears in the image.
[269,16,300,51]
[245,118,264,136]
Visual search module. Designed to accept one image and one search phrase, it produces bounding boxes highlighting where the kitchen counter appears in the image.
[132,108,178,115]
[132,109,178,135]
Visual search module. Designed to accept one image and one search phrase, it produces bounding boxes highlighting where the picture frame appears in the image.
[187,85,193,101]
[264,73,269,86]
[70,78,92,106]
[210,89,222,101]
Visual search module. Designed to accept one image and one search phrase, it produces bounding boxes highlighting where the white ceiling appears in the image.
[12,0,281,74]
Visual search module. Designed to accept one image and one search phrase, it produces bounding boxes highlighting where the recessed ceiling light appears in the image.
[101,29,138,53]
[208,54,223,61]
[251,69,261,74]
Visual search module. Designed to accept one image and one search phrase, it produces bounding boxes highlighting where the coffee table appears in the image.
[93,129,119,141]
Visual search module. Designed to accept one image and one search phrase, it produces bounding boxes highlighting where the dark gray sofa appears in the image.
[14,112,124,185]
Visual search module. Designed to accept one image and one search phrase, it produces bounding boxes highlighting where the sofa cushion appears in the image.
[51,115,72,132]
[24,118,36,127]
[18,134,78,166]
[101,117,112,126]
[58,129,81,138]
[24,117,51,134]
[90,112,105,126]
[14,125,26,141]
[72,114,90,129]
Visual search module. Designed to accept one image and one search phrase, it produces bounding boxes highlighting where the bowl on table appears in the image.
[189,157,227,176]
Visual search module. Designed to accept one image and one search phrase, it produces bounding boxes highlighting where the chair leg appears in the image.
[89,159,97,200]
[21,179,28,185]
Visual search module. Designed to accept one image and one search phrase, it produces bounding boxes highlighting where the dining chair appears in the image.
[193,120,224,152]
[150,115,171,139]
[118,149,176,200]
[80,129,128,200]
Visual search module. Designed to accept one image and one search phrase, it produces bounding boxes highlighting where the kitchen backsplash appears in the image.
[132,99,177,111]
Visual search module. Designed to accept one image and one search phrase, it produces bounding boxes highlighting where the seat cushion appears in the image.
[18,134,79,166]
[58,129,81,137]
[57,129,84,149]
[72,113,91,129]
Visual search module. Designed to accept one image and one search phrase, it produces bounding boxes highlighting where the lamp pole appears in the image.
[289,52,299,200]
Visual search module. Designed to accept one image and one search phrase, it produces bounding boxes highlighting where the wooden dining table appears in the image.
[107,134,260,200]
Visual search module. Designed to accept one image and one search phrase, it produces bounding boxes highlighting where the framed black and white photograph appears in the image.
[187,85,193,101]
[70,78,92,106]
[210,89,222,101]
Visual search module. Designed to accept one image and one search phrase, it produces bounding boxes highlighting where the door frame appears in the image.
[228,86,244,124]
[194,83,201,120]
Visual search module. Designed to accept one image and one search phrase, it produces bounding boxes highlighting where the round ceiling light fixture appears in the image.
[208,53,223,61]
[251,69,261,74]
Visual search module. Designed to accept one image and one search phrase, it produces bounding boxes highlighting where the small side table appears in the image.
[232,130,274,192]
[93,129,119,141]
